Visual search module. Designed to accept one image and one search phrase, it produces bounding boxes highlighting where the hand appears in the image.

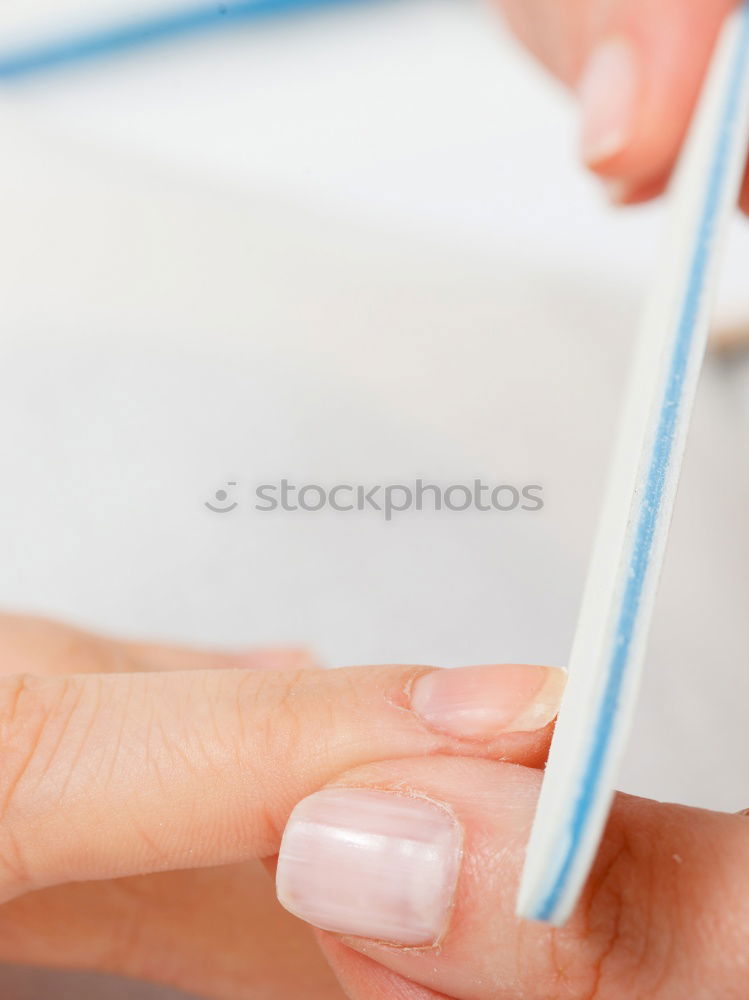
[279,757,749,1000]
[0,614,562,998]
[496,0,749,211]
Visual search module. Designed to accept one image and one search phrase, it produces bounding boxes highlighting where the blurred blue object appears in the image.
[0,0,375,79]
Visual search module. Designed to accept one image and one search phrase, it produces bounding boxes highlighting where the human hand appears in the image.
[4,615,744,999]
[278,754,749,999]
[496,0,749,211]
[0,614,563,999]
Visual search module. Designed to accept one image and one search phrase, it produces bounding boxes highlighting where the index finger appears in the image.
[0,658,564,902]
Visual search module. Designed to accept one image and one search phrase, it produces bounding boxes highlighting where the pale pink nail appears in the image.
[276,788,461,946]
[603,177,631,204]
[410,664,566,739]
[578,37,639,165]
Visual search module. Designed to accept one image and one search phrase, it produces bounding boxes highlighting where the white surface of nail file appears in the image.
[517,1,749,926]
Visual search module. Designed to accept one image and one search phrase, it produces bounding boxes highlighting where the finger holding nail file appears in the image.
[519,0,749,927]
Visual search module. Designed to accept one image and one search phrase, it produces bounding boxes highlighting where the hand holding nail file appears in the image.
[518,1,749,927]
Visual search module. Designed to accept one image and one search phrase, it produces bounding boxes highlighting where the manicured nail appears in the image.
[578,37,639,165]
[603,177,631,204]
[276,788,462,946]
[410,664,566,739]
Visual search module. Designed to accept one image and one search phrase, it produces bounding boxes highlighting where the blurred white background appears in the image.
[0,0,748,865]
[3,2,749,994]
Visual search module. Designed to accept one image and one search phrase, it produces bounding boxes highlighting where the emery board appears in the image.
[518,1,749,926]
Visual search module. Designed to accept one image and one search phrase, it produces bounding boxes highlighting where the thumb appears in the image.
[0,656,564,902]
[278,756,749,999]
[577,0,740,204]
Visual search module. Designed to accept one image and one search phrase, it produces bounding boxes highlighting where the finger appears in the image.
[0,613,315,675]
[122,639,317,673]
[277,756,749,1000]
[576,0,738,194]
[739,161,749,213]
[495,0,591,84]
[0,866,345,1000]
[0,661,564,902]
[321,937,451,1000]
[497,0,743,208]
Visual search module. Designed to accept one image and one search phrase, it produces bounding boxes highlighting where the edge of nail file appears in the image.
[517,1,749,926]
[0,0,369,79]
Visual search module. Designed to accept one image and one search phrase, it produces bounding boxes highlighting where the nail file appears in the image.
[0,0,368,79]
[517,1,749,927]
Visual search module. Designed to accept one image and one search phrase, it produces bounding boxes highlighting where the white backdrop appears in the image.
[1,0,749,818]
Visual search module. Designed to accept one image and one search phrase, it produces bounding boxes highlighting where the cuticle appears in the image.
[398,665,438,704]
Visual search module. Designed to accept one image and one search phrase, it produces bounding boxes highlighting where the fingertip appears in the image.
[276,786,463,947]
[578,1,736,203]
[312,757,749,1000]
[408,664,566,742]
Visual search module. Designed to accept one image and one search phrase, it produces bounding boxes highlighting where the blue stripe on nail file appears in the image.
[0,0,373,80]
[517,1,749,927]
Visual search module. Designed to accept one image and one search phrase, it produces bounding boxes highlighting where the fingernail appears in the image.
[578,37,639,165]
[276,788,462,946]
[603,177,631,204]
[410,664,566,739]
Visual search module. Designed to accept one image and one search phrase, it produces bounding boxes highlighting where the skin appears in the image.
[0,613,748,1000]
[0,616,345,999]
[4,8,749,997]
[495,0,749,212]
[0,614,551,999]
